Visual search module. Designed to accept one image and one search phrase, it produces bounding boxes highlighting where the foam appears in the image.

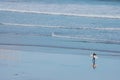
[1,22,64,28]
[0,9,120,19]
[1,22,120,31]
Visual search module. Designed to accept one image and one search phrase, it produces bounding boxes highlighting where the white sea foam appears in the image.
[0,8,120,19]
[1,22,64,28]
[1,22,120,31]
[0,2,120,19]
[1,22,120,45]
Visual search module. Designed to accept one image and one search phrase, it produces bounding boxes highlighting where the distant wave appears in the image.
[1,22,120,31]
[1,22,120,45]
[0,43,120,54]
[0,9,120,19]
[52,32,120,45]
[1,22,64,28]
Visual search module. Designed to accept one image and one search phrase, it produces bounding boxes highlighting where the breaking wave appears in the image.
[0,9,120,19]
[1,22,120,45]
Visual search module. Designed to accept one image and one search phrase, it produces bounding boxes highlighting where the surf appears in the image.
[1,22,120,31]
[0,9,120,19]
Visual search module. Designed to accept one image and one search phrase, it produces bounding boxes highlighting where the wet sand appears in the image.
[0,47,120,80]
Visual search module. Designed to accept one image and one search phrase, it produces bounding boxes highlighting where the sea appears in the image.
[0,0,120,80]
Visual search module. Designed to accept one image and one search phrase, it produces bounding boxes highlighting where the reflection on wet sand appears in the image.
[0,49,20,61]
[92,57,96,69]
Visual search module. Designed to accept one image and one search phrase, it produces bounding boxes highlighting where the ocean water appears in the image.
[0,0,120,80]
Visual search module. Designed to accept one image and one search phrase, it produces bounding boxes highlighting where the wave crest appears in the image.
[1,22,120,31]
[0,9,120,19]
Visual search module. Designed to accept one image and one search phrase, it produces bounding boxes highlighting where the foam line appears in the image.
[0,9,120,19]
[1,22,120,31]
[1,22,64,28]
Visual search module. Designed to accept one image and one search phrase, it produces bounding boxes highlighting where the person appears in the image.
[93,53,96,60]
